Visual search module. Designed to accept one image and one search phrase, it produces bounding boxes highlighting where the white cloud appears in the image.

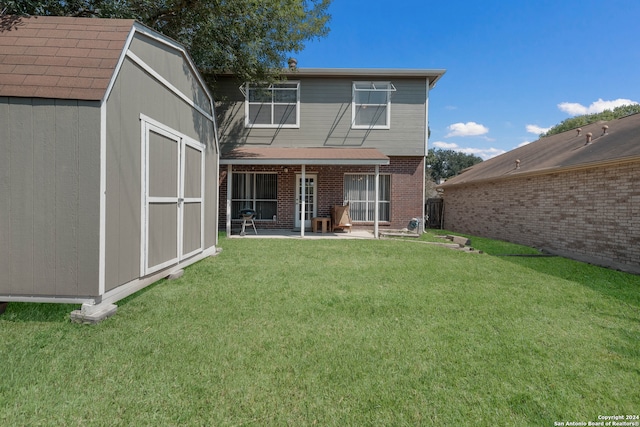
[526,124,551,135]
[445,121,489,137]
[431,141,505,160]
[517,141,532,148]
[432,141,458,149]
[558,98,639,116]
[460,147,505,160]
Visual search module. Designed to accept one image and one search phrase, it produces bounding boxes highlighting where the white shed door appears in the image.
[142,118,204,275]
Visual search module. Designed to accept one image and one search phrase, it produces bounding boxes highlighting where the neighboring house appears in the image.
[0,16,220,321]
[214,66,446,237]
[438,113,640,274]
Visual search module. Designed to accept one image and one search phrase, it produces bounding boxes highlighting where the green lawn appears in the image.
[1,233,639,426]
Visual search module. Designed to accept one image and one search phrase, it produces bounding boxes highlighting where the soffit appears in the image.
[215,68,446,87]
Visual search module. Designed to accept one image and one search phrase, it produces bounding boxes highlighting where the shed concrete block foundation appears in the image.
[70,303,118,324]
[167,269,184,280]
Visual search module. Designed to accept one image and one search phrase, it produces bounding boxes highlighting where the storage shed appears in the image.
[0,16,220,321]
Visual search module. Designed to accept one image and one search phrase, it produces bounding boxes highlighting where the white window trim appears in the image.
[344,173,392,223]
[244,81,300,129]
[231,171,278,221]
[351,81,395,130]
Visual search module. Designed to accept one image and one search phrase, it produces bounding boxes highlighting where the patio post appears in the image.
[226,164,232,236]
[300,164,306,237]
[374,164,380,238]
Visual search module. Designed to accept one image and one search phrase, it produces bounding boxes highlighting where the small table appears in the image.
[312,217,331,233]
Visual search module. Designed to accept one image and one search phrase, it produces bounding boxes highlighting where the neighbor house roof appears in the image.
[221,147,390,165]
[0,15,134,100]
[439,112,640,188]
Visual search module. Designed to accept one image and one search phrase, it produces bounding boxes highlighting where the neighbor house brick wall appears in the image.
[218,157,424,231]
[441,161,640,273]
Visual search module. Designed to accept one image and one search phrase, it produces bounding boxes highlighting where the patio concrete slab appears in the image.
[227,229,375,239]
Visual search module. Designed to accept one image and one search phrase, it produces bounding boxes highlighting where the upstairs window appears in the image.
[352,81,395,129]
[245,82,300,128]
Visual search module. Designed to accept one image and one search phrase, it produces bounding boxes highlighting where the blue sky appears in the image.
[294,0,640,159]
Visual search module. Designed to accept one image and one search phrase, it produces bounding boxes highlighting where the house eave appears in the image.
[221,158,390,166]
[438,155,640,189]
[215,68,446,87]
[220,147,390,166]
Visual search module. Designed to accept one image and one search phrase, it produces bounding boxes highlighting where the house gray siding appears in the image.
[104,39,218,292]
[216,77,427,156]
[0,97,101,297]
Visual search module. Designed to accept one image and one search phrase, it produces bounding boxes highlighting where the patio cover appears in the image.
[220,147,390,165]
[221,146,389,238]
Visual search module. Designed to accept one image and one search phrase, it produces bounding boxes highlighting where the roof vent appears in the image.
[576,128,582,136]
[585,132,593,145]
[515,159,521,170]
[601,125,609,135]
[287,57,298,70]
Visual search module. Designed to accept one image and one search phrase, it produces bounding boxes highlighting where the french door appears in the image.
[141,117,204,275]
[295,174,317,229]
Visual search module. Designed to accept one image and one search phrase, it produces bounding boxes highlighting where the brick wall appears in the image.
[441,161,640,273]
[218,156,425,231]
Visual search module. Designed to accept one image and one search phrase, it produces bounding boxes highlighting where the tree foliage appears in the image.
[426,149,482,182]
[1,0,331,82]
[542,104,640,137]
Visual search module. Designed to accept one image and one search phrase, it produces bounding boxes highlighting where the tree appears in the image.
[541,104,640,137]
[426,149,482,183]
[1,0,331,82]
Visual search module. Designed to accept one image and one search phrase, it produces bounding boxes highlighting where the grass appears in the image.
[1,232,639,426]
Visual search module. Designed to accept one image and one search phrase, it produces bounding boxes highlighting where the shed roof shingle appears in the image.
[0,15,134,100]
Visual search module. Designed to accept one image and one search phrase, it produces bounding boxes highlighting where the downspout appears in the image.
[421,78,430,234]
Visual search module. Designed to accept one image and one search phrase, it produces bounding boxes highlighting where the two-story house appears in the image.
[215,65,446,237]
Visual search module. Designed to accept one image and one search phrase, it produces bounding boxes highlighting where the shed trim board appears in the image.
[99,96,108,297]
[101,245,218,307]
[126,23,219,152]
[125,50,215,123]
[98,25,138,298]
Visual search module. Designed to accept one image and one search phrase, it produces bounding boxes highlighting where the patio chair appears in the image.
[331,202,352,233]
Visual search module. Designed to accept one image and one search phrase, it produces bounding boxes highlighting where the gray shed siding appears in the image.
[104,34,218,292]
[0,97,101,297]
[128,35,213,117]
[216,77,427,156]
